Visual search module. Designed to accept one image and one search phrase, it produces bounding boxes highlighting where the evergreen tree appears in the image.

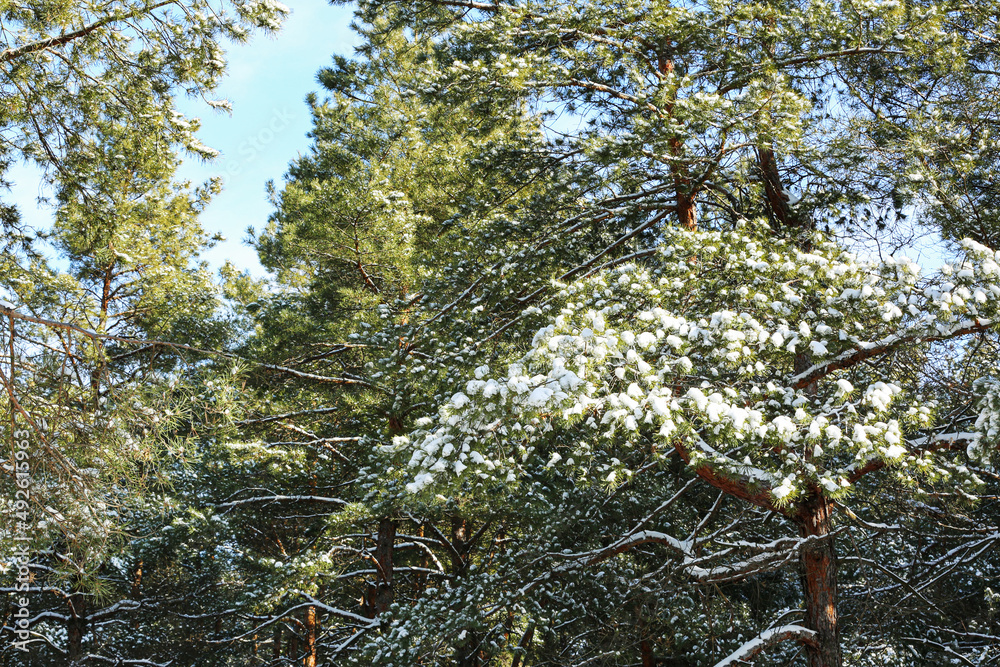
[1,2,288,663]
[6,0,1000,665]
[0,116,233,664]
[214,1,1000,666]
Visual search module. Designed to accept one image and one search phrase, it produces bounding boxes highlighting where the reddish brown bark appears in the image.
[413,522,431,595]
[452,517,469,557]
[131,560,143,599]
[658,52,698,231]
[675,193,697,230]
[510,623,535,667]
[641,639,656,667]
[131,559,143,629]
[794,321,992,394]
[753,12,806,236]
[303,606,318,667]
[675,350,844,665]
[756,146,806,232]
[672,439,782,514]
[373,518,396,616]
[796,491,841,667]
[792,343,841,667]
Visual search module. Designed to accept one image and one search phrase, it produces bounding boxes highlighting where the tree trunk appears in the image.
[510,622,535,667]
[753,15,809,238]
[287,624,299,662]
[794,341,839,667]
[657,53,698,232]
[131,559,143,598]
[373,518,396,615]
[131,559,143,629]
[67,593,86,664]
[415,523,428,595]
[458,642,481,667]
[640,639,656,667]
[90,260,114,400]
[756,146,804,232]
[675,193,697,231]
[797,491,841,667]
[303,606,318,667]
[451,516,482,667]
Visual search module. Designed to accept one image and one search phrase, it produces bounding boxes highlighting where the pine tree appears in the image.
[1,2,288,663]
[0,115,236,664]
[193,18,580,662]
[219,1,1000,666]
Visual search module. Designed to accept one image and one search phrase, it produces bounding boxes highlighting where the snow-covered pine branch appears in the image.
[395,227,1000,506]
[713,624,818,667]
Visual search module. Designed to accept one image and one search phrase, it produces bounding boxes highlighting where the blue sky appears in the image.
[177,0,360,274]
[4,0,949,277]
[7,0,360,277]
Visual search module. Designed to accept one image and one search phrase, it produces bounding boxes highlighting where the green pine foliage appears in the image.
[1,1,287,664]
[4,1,1000,666]
[206,1,1000,665]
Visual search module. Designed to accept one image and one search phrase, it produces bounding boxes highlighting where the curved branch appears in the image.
[791,320,993,391]
[712,625,818,667]
[215,495,349,511]
[673,439,783,514]
[0,1,178,63]
[847,432,976,484]
[0,303,387,392]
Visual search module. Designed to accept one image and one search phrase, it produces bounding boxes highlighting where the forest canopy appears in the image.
[4,1,1000,666]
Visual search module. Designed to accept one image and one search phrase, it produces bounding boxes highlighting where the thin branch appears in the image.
[712,625,818,667]
[0,1,178,63]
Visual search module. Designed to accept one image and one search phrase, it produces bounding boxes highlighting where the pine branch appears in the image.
[0,1,179,64]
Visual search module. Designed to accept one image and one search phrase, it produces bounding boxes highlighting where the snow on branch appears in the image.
[395,228,1000,509]
[0,303,385,391]
[790,321,992,391]
[847,431,978,483]
[215,495,349,510]
[211,598,377,645]
[712,625,817,667]
[684,534,839,584]
[0,1,177,64]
